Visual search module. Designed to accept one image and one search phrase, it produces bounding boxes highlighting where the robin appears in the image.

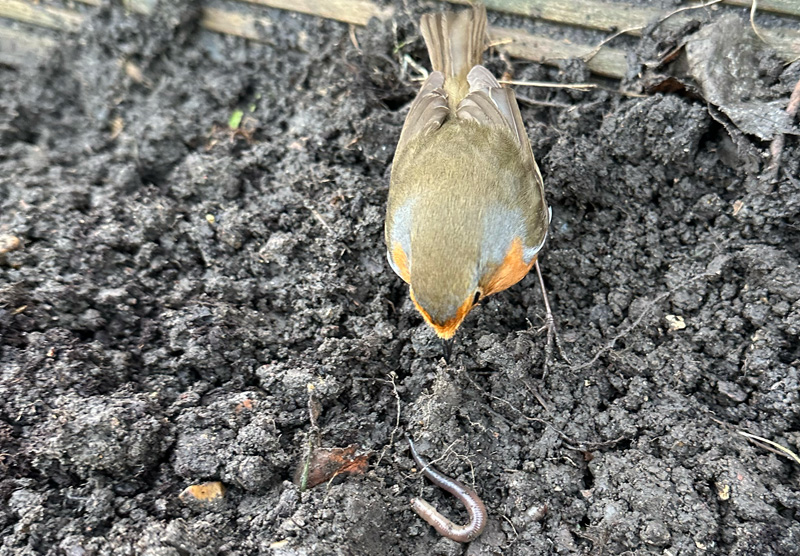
[385,5,551,341]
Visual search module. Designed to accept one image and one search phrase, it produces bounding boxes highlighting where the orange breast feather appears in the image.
[391,242,411,284]
[482,238,535,296]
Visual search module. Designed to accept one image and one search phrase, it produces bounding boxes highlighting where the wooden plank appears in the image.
[450,0,670,35]
[0,1,627,78]
[70,0,156,15]
[239,0,393,26]
[449,0,800,61]
[200,7,273,41]
[0,26,56,66]
[451,0,800,24]
[123,0,158,15]
[724,0,800,18]
[0,3,276,44]
[14,0,392,35]
[490,26,627,79]
[2,0,789,76]
[0,0,84,32]
[758,27,800,62]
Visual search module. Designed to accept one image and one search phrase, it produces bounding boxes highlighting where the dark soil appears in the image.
[2,1,799,555]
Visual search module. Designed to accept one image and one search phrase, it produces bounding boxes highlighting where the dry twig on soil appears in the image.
[737,431,800,465]
[766,76,800,181]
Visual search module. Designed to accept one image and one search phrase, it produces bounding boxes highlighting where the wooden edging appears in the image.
[71,0,393,24]
[2,0,797,78]
[449,0,800,30]
[490,27,626,79]
[0,26,57,67]
[447,0,800,61]
[0,0,627,78]
[240,0,393,26]
[0,0,83,32]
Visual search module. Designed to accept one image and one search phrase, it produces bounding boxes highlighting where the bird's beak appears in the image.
[410,289,473,340]
[430,316,466,340]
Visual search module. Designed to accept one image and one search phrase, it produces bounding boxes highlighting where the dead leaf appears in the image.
[294,444,369,490]
[682,14,799,140]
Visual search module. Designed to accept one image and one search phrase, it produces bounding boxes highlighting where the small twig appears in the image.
[412,437,463,475]
[304,203,353,253]
[500,80,597,90]
[750,0,767,43]
[572,269,715,372]
[462,371,625,452]
[766,75,800,180]
[403,53,429,80]
[710,416,800,466]
[522,379,552,413]
[388,373,401,445]
[501,514,519,538]
[583,0,723,62]
[488,37,513,49]
[304,203,334,234]
[656,0,722,23]
[376,373,402,466]
[583,26,643,63]
[515,95,576,109]
[737,431,800,465]
[455,449,477,487]
[573,526,610,555]
[352,375,402,465]
[348,24,360,51]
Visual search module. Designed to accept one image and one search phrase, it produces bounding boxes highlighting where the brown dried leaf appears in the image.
[294,444,369,489]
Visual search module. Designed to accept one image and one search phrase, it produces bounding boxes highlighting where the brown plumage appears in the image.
[385,5,549,339]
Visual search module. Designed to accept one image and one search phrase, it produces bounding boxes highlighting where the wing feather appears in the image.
[395,71,449,157]
[458,66,540,176]
[459,66,548,257]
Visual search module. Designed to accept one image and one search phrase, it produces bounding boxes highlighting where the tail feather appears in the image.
[420,6,486,81]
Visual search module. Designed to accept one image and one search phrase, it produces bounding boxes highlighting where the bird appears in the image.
[385,5,550,341]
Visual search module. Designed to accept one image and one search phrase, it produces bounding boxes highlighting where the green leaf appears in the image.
[228,109,244,130]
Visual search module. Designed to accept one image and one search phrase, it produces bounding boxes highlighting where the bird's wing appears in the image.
[457,66,541,179]
[458,65,549,257]
[395,71,449,157]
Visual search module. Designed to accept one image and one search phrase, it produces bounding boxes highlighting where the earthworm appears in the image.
[407,436,487,543]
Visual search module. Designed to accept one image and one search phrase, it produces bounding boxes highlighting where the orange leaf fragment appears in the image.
[179,481,226,503]
[294,444,369,489]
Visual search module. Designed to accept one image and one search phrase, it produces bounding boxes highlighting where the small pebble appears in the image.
[0,235,22,255]
[179,481,226,503]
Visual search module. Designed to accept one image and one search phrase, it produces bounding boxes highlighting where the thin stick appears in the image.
[515,95,576,109]
[750,0,768,43]
[737,431,800,465]
[522,379,552,413]
[500,80,597,90]
[490,27,628,80]
[765,75,800,181]
[462,369,627,452]
[375,373,402,466]
[412,437,462,475]
[582,26,644,63]
[582,0,723,62]
[572,269,715,371]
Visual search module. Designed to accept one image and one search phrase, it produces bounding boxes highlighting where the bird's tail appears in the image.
[420,5,487,83]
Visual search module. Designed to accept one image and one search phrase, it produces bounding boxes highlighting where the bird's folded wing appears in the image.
[458,66,541,178]
[395,71,449,157]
